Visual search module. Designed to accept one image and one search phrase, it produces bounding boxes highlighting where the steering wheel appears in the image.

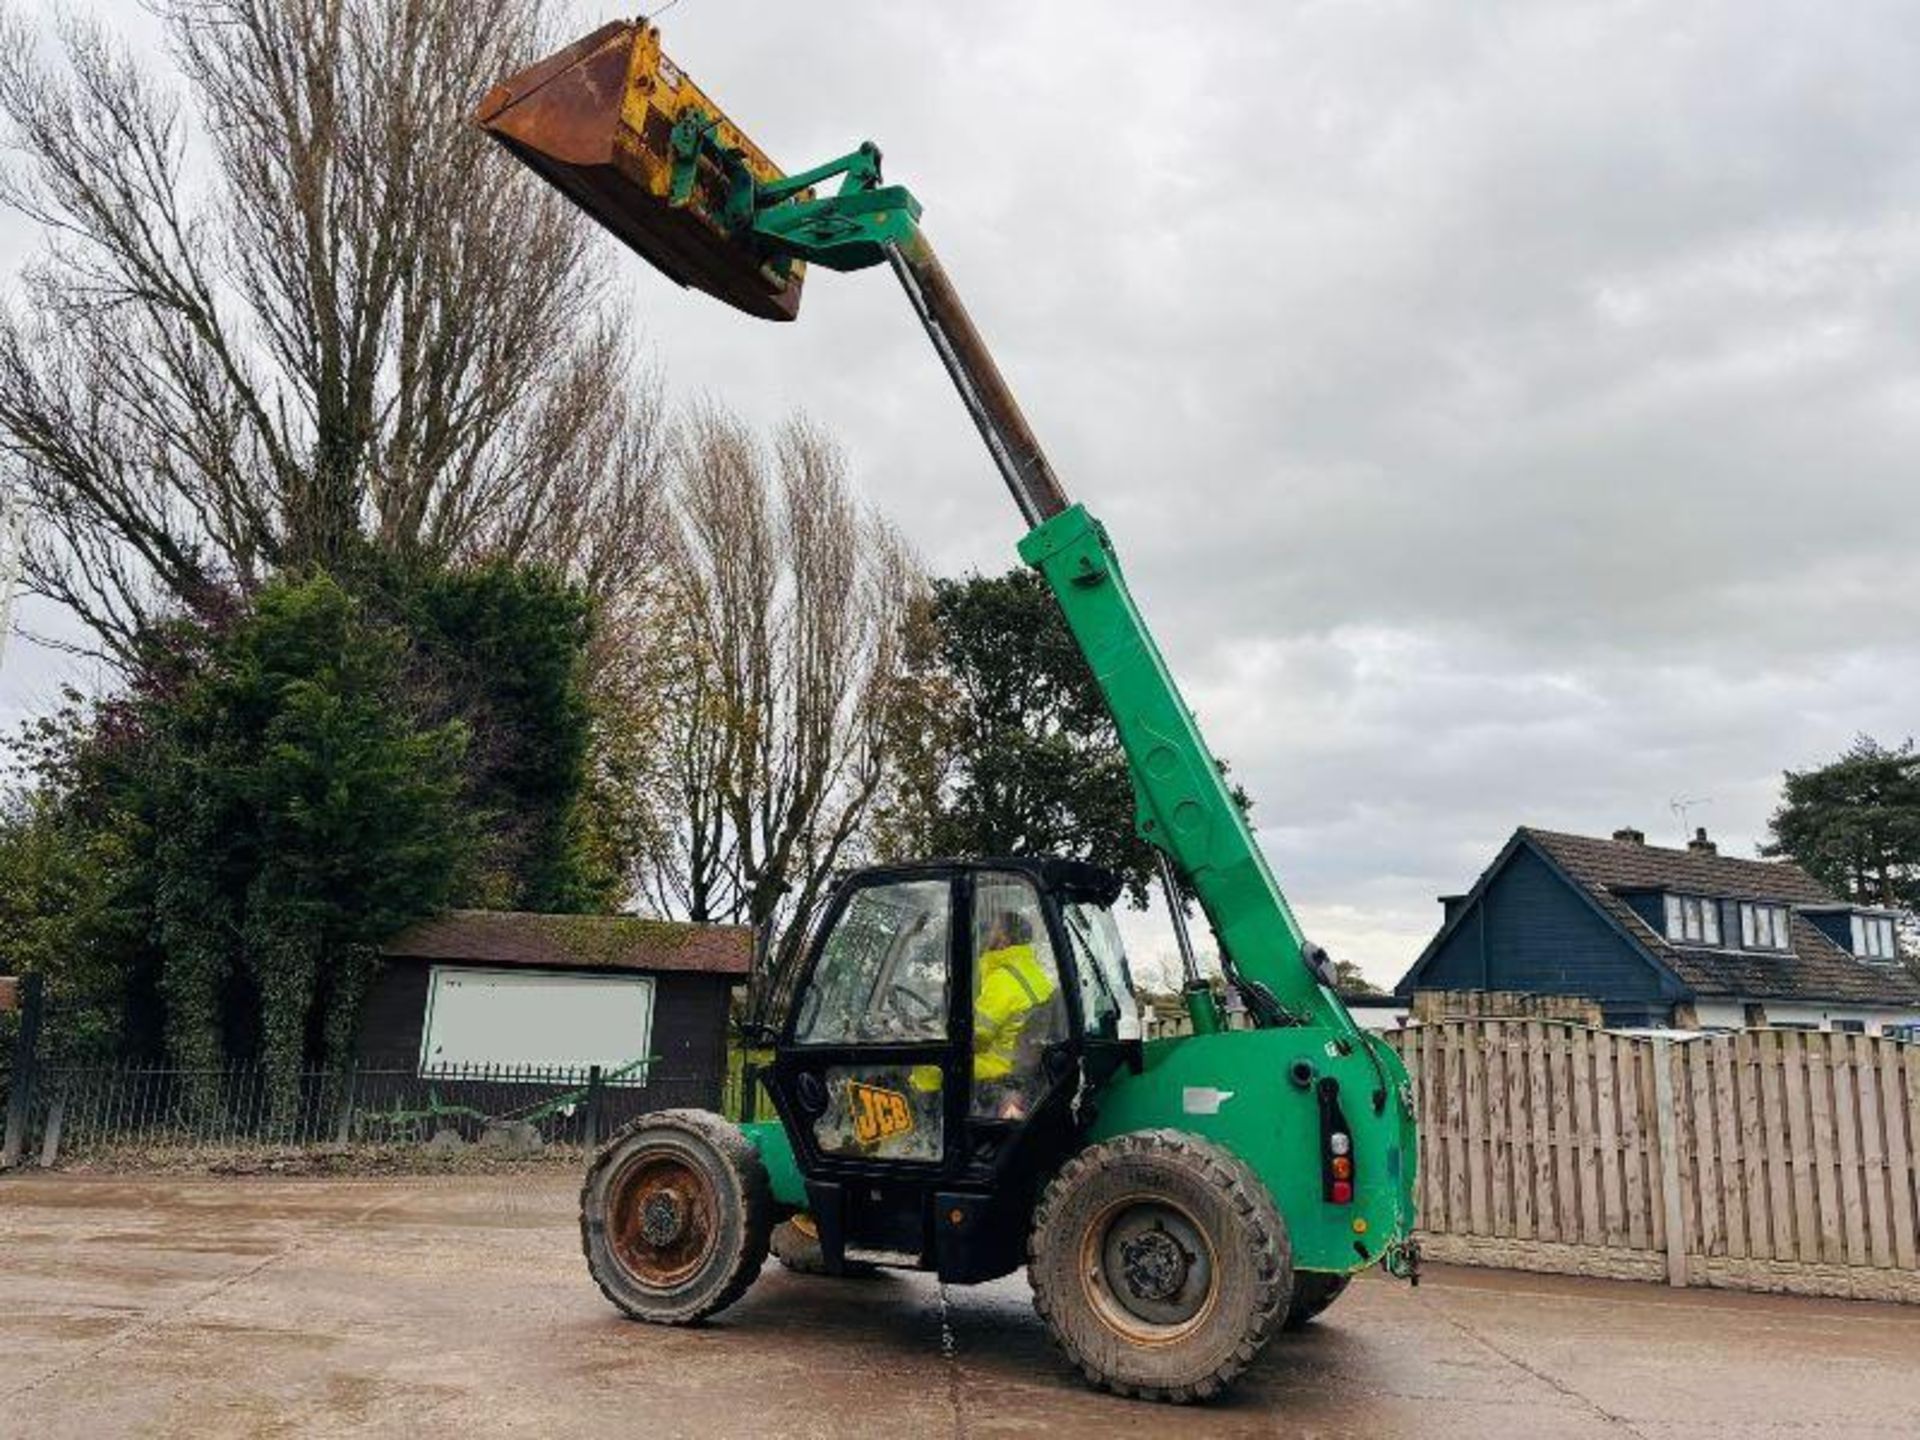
[884,982,939,1027]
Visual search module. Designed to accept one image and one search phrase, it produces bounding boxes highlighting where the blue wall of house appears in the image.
[1401,843,1677,1019]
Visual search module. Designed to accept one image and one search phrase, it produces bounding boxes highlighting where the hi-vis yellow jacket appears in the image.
[911,942,1057,1092]
[972,942,1055,1081]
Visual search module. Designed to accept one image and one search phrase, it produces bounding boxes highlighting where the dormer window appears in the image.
[1853,913,1897,961]
[1739,902,1790,951]
[1664,894,1721,945]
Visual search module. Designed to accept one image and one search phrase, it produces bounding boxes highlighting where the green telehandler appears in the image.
[475,19,1419,1403]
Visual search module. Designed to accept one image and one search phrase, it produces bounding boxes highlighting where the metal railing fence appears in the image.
[10,1059,733,1165]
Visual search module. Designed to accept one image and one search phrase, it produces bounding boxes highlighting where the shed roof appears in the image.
[1522,829,1920,1007]
[382,911,751,977]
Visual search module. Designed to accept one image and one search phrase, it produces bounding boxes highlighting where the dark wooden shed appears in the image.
[362,911,750,1106]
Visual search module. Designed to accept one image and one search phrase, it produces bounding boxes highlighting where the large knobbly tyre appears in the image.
[580,1108,772,1325]
[1283,1272,1351,1330]
[1027,1130,1292,1403]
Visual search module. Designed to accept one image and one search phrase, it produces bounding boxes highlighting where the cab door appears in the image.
[770,873,960,1259]
[952,871,1084,1197]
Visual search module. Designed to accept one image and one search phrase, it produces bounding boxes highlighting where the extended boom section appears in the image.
[1017,506,1348,1028]
[888,237,1352,1031]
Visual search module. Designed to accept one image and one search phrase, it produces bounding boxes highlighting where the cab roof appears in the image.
[846,856,1124,908]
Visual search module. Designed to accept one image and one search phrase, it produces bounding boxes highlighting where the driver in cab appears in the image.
[912,909,1057,1117]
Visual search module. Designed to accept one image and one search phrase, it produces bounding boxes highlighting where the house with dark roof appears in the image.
[359,911,750,1103]
[1397,826,1920,1034]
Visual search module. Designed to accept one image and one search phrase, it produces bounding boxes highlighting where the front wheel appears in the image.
[579,1109,772,1325]
[770,1214,876,1277]
[1027,1130,1292,1403]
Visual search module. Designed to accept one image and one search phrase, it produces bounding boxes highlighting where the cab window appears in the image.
[1062,901,1137,1042]
[794,879,950,1045]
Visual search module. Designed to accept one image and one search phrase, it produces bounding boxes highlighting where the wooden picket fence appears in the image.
[1385,1021,1920,1303]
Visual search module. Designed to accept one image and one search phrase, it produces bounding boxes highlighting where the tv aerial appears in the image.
[1669,794,1713,841]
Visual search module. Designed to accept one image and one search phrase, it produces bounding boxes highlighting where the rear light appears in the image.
[1317,1079,1357,1204]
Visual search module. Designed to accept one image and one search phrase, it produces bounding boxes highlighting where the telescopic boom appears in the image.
[475,18,1360,1040]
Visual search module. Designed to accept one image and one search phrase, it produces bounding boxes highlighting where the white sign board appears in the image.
[419,967,654,1077]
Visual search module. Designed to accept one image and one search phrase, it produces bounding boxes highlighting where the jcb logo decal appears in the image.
[848,1081,914,1145]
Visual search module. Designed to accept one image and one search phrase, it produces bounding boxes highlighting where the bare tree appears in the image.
[635,407,921,1012]
[0,0,662,657]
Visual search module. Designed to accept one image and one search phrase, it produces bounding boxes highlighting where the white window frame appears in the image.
[1738,902,1790,951]
[418,966,655,1079]
[1852,913,1896,961]
[1664,894,1721,945]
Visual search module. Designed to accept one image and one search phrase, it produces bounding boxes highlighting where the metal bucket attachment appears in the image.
[475,20,804,322]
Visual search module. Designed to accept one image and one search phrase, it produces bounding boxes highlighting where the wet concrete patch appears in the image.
[5,1172,1919,1437]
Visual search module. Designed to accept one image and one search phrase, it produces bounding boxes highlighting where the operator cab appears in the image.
[767,857,1140,1282]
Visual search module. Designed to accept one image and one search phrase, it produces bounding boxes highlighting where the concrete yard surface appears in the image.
[3,1172,1917,1438]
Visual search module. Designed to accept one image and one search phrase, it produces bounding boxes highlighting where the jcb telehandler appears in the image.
[476,19,1419,1403]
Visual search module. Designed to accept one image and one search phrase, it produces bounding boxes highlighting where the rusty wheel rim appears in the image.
[608,1148,719,1290]
[1079,1194,1219,1346]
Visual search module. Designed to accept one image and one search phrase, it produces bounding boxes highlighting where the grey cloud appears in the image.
[4,0,1916,986]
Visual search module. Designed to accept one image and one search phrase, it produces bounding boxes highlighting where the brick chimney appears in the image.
[1611,826,1645,845]
[1687,826,1717,855]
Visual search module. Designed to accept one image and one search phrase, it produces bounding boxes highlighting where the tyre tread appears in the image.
[1026,1129,1290,1403]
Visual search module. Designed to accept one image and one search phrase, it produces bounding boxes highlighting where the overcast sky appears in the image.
[3,1,1918,989]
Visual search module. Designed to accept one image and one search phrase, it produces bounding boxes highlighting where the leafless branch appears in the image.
[0,0,662,660]
[628,406,922,1010]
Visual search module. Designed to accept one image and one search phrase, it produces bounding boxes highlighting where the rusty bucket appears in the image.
[475,20,804,322]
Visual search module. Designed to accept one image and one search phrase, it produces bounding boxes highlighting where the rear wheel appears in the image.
[770,1214,876,1277]
[580,1109,772,1325]
[1027,1130,1292,1403]
[1283,1272,1351,1329]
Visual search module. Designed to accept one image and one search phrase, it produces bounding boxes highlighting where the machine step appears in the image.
[843,1246,921,1269]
